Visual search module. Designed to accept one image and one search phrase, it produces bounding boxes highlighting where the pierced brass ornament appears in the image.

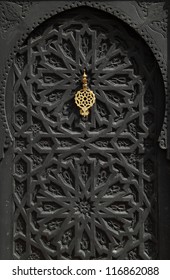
[75,69,96,117]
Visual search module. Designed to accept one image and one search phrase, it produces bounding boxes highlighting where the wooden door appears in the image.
[0,4,168,260]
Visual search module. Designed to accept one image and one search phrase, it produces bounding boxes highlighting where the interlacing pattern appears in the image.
[12,8,163,259]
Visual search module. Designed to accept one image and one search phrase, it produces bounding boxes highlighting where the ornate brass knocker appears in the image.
[75,69,96,117]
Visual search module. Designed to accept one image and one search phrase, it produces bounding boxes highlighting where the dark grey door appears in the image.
[0,4,168,260]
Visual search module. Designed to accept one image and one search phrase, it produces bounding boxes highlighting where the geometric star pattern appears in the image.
[12,7,162,259]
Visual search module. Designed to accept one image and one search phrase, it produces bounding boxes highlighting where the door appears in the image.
[2,6,166,260]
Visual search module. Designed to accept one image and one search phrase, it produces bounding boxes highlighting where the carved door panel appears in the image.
[0,5,167,260]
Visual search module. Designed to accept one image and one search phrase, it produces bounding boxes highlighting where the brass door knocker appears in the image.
[75,69,96,117]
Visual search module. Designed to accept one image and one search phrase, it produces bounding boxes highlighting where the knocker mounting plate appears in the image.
[75,70,96,117]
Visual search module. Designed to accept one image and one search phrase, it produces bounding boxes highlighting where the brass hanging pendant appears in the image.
[75,69,96,117]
